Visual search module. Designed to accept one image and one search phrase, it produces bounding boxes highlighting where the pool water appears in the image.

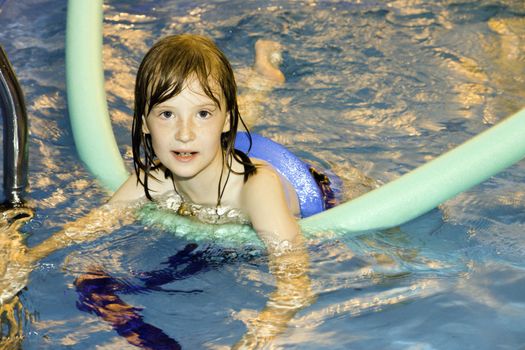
[1,0,525,349]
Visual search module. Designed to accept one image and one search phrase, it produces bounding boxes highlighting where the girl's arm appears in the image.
[28,172,148,263]
[1,172,153,304]
[27,201,136,263]
[242,166,299,244]
[232,239,315,349]
[234,168,316,348]
[0,201,135,305]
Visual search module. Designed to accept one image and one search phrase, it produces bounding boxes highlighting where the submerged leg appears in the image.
[75,268,182,350]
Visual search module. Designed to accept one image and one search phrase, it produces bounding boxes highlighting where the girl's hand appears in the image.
[0,207,34,305]
[232,237,316,349]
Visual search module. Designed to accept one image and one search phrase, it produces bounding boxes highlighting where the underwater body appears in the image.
[1,0,525,349]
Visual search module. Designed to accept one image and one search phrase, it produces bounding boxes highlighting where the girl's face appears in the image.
[143,77,230,182]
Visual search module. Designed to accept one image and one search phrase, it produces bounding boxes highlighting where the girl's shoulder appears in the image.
[240,159,301,243]
[242,159,279,190]
[109,169,173,203]
[241,159,301,217]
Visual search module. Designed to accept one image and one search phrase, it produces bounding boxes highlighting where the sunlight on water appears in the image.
[1,0,524,349]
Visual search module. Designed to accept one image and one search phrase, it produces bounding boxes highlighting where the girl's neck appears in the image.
[170,160,226,207]
[173,177,222,207]
[171,156,244,208]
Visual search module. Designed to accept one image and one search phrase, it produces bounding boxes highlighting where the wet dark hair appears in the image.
[131,34,255,205]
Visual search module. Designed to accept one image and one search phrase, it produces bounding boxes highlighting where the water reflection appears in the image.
[0,208,34,349]
[1,0,524,348]
[0,296,30,349]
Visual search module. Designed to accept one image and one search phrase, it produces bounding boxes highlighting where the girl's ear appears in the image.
[222,112,231,132]
[142,115,150,134]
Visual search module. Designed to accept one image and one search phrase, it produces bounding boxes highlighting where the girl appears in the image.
[2,34,315,348]
[112,34,302,250]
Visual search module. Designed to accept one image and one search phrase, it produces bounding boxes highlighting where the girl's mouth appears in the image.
[172,151,198,162]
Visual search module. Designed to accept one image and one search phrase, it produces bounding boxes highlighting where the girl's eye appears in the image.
[197,110,211,119]
[161,111,173,119]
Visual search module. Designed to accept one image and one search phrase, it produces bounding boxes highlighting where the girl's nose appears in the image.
[175,117,195,143]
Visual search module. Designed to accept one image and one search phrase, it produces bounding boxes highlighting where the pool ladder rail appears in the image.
[0,44,29,208]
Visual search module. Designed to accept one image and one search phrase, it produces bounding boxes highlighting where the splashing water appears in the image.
[1,0,525,349]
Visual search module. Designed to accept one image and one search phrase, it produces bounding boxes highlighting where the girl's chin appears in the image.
[165,164,202,180]
[167,169,199,180]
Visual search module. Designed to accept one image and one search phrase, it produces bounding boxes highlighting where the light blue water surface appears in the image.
[1,0,525,349]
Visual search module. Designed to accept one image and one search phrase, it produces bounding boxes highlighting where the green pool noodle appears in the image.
[301,108,525,234]
[66,0,525,237]
[66,0,128,191]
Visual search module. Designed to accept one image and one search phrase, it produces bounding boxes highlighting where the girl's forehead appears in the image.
[183,76,214,93]
[150,76,224,109]
[181,76,224,104]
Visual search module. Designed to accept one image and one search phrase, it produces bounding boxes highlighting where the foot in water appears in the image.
[237,39,286,129]
[254,39,285,85]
